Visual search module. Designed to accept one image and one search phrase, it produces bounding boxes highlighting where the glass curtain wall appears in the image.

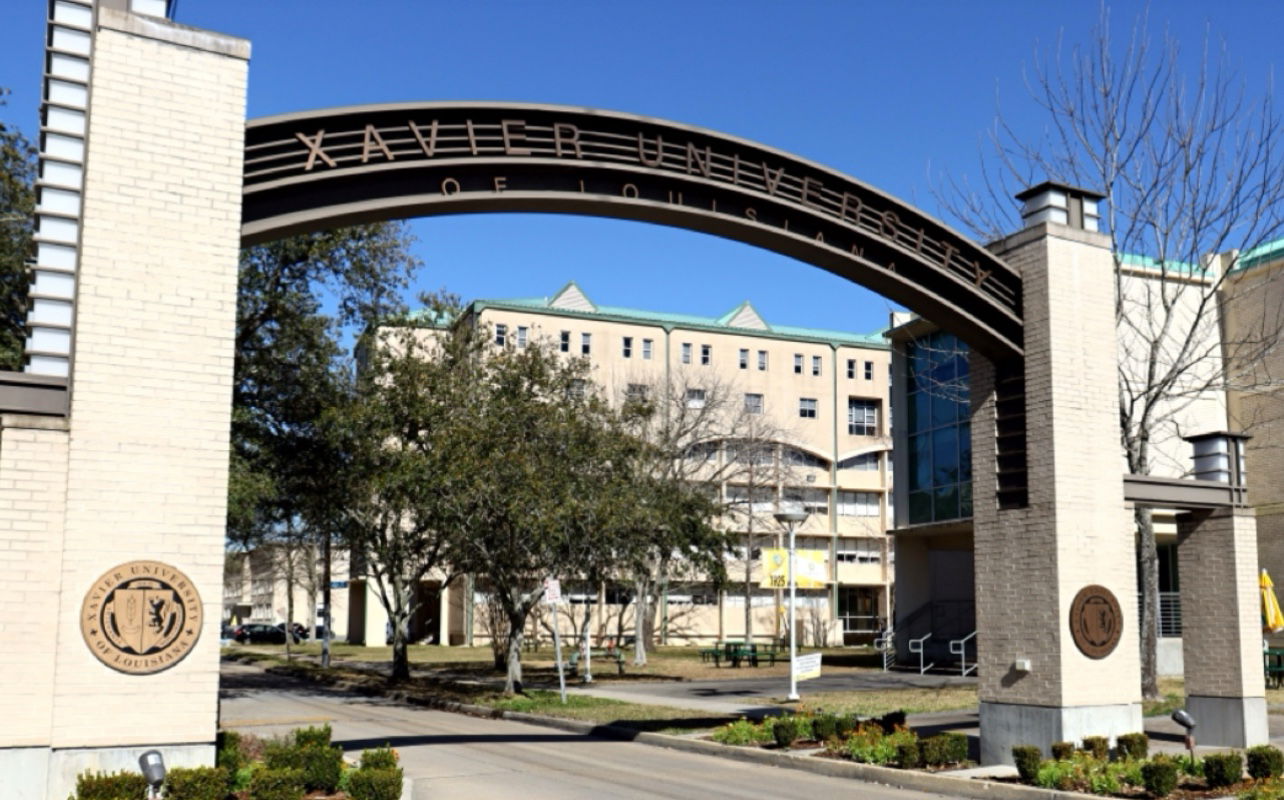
[906,331,972,524]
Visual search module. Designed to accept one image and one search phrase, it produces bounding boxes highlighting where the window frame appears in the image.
[799,397,818,419]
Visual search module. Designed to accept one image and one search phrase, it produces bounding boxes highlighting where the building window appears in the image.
[864,360,874,380]
[794,354,803,374]
[838,452,880,471]
[847,359,856,379]
[626,383,648,402]
[681,343,692,364]
[758,350,768,371]
[581,332,591,355]
[739,348,749,369]
[622,336,633,358]
[494,324,507,346]
[783,447,828,468]
[799,397,817,418]
[848,398,878,436]
[812,355,822,376]
[905,330,972,525]
[560,331,570,352]
[569,379,586,399]
[837,490,879,517]
[784,488,829,515]
[744,393,763,414]
[686,388,706,409]
[836,538,882,563]
[642,338,653,359]
[701,344,712,365]
[516,326,528,348]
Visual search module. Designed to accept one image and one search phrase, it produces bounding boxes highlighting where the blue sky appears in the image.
[1,1,1278,335]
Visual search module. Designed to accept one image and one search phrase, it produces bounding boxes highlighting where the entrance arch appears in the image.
[242,102,1023,363]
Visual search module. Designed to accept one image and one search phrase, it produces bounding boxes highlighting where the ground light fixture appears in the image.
[773,506,809,702]
[1171,709,1197,763]
[138,750,165,797]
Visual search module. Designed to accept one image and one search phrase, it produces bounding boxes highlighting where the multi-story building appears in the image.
[346,281,894,646]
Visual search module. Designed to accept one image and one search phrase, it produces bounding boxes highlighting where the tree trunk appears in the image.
[284,544,295,662]
[1136,505,1160,699]
[390,577,411,683]
[744,524,753,643]
[633,579,648,666]
[504,602,528,694]
[321,533,332,669]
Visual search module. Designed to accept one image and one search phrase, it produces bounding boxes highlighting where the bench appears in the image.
[567,647,625,676]
[1265,648,1284,688]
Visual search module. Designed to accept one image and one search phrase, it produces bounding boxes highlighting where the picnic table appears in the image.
[700,642,791,667]
[566,646,626,676]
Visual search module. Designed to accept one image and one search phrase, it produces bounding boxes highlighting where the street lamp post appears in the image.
[774,506,809,702]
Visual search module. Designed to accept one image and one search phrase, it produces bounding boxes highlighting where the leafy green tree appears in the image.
[325,303,480,682]
[0,89,37,370]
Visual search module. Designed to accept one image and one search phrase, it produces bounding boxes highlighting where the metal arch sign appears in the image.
[241,102,1024,362]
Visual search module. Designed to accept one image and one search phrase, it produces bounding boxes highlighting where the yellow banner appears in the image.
[759,548,828,589]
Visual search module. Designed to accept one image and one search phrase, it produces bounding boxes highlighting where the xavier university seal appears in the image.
[80,560,202,675]
[1069,584,1122,659]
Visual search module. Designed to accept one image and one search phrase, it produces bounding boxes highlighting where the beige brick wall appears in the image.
[973,223,1140,709]
[45,11,247,749]
[0,416,70,748]
[1179,509,1265,698]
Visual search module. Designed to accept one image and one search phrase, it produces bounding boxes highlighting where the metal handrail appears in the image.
[908,633,934,674]
[873,628,895,672]
[950,631,977,676]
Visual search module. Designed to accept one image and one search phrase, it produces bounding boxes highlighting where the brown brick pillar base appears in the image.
[1178,508,1268,747]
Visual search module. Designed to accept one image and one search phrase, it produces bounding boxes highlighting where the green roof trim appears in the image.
[1117,252,1205,276]
[459,285,887,348]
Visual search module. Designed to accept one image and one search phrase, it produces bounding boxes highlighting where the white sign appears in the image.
[794,652,822,681]
[543,578,561,605]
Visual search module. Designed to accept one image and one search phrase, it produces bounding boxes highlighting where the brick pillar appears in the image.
[1177,508,1267,746]
[972,222,1142,764]
[34,8,248,798]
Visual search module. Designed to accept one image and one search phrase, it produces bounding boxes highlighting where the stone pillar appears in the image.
[1177,508,1267,746]
[972,222,1142,764]
[0,8,249,799]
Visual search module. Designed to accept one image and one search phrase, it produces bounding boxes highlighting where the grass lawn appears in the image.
[765,685,979,716]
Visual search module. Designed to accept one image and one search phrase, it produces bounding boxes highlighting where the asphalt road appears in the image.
[220,662,959,800]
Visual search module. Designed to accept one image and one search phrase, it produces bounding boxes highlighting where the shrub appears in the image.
[711,719,771,746]
[74,770,149,800]
[1249,746,1284,780]
[1081,736,1109,760]
[263,739,302,771]
[772,717,798,749]
[1116,732,1149,760]
[1036,758,1078,790]
[791,715,814,742]
[834,714,856,738]
[1141,759,1178,797]
[163,766,228,800]
[360,745,400,770]
[1204,752,1243,788]
[1242,778,1284,800]
[299,745,344,792]
[294,724,332,748]
[1012,745,1042,782]
[1051,741,1075,760]
[921,733,968,766]
[896,740,921,769]
[347,767,404,800]
[247,767,304,800]
[215,730,243,775]
[812,714,838,741]
[845,724,916,766]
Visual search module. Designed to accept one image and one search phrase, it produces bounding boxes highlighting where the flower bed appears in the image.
[70,725,403,800]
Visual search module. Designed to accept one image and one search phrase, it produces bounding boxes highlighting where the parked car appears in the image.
[277,622,308,643]
[233,623,286,644]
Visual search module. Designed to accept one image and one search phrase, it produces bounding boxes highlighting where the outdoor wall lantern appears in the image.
[1184,431,1251,506]
[1171,709,1197,762]
[1015,181,1103,232]
[138,750,165,797]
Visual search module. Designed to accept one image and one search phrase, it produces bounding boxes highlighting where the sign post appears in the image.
[773,509,810,702]
[544,578,567,704]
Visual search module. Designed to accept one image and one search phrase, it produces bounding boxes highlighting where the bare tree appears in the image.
[936,7,1284,698]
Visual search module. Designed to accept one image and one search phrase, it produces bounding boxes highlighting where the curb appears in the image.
[245,659,1100,800]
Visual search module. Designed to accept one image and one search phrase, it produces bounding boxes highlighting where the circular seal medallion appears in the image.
[1069,584,1122,659]
[80,560,203,675]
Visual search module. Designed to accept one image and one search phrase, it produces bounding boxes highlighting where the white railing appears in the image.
[950,631,977,676]
[908,633,933,674]
[873,628,895,672]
